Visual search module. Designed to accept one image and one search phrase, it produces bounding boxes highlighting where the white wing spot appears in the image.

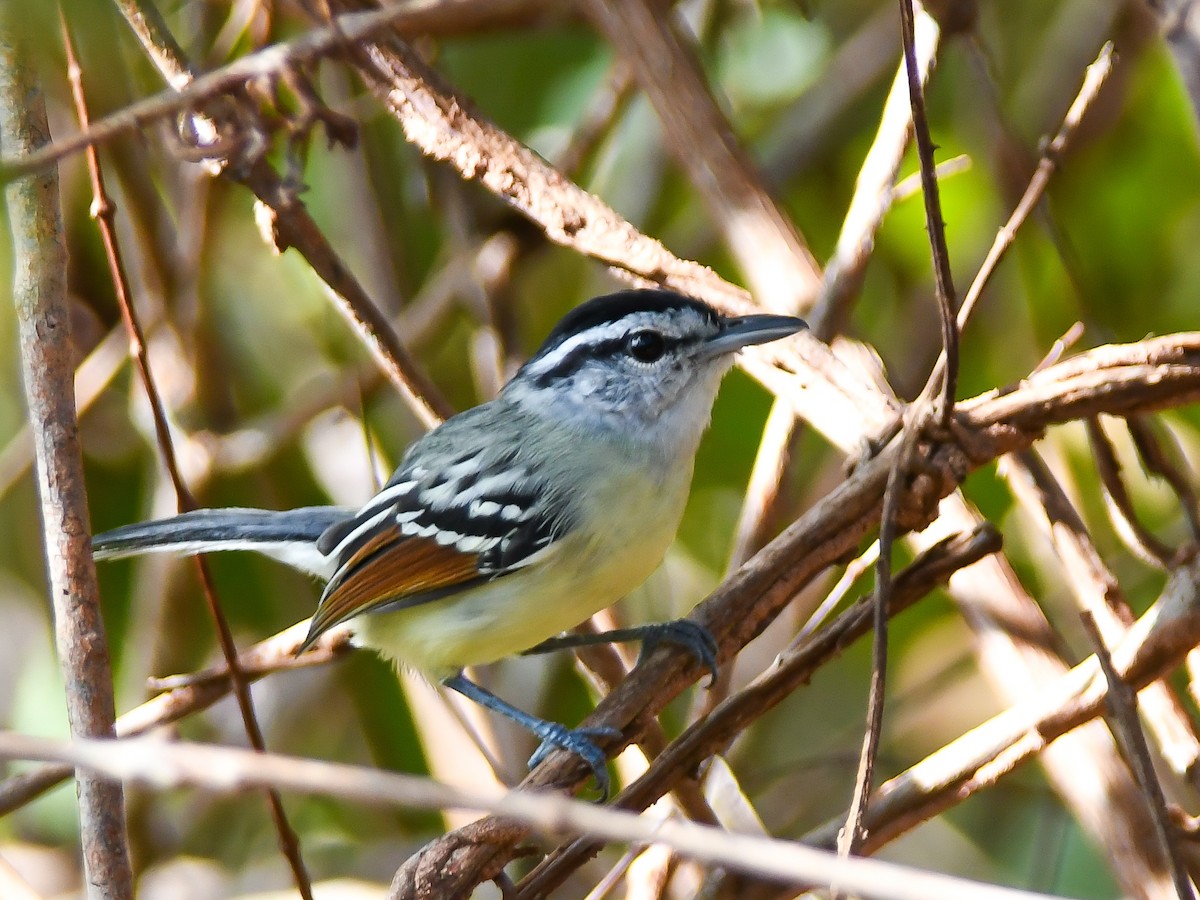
[470,499,501,517]
[455,535,495,553]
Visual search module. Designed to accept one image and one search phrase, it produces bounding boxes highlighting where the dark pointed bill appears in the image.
[702,314,807,358]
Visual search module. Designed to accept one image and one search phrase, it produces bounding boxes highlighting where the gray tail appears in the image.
[92,507,353,579]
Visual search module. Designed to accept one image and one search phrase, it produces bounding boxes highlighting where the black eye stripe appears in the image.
[529,334,698,386]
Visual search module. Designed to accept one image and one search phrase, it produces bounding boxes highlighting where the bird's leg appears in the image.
[441,673,620,799]
[523,619,719,686]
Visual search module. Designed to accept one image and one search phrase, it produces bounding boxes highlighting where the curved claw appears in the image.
[527,724,622,799]
[639,619,720,687]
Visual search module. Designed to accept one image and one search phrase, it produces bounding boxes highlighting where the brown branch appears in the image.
[105,0,452,430]
[0,22,133,896]
[1088,417,1177,567]
[62,14,315,895]
[0,732,1064,900]
[1006,448,1200,794]
[840,417,915,860]
[844,3,955,859]
[900,0,958,422]
[802,555,1200,858]
[568,612,721,826]
[516,526,1002,897]
[1127,415,1200,541]
[389,332,1200,896]
[1080,611,1196,900]
[0,1,554,180]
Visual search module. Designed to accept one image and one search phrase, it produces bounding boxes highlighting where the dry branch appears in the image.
[518,525,1003,896]
[1081,611,1195,899]
[803,555,1200,855]
[61,13,316,893]
[0,22,133,897]
[0,731,1070,900]
[1006,448,1200,793]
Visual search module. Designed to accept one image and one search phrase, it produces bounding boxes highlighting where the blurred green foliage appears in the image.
[2,0,1199,896]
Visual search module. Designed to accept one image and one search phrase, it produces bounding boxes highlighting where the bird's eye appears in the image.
[626,331,666,362]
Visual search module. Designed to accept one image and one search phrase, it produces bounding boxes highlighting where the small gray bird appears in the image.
[93,289,806,794]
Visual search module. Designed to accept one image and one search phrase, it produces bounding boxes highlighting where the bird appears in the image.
[92,288,806,795]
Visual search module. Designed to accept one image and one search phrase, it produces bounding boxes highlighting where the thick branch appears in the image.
[0,731,1069,900]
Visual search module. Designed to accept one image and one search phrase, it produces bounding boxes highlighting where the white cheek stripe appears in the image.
[523,321,630,377]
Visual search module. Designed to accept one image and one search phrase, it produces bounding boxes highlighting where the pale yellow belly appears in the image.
[353,462,689,679]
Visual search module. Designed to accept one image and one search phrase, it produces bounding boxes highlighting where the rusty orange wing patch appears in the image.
[300,529,483,650]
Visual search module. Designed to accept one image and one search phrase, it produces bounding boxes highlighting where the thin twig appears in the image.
[0,2,538,179]
[843,0,957,860]
[1126,415,1200,541]
[1087,417,1177,567]
[839,420,919,859]
[793,541,881,647]
[1032,321,1086,373]
[106,0,452,430]
[61,14,315,896]
[811,12,941,339]
[951,42,1114,340]
[900,0,959,423]
[0,21,133,897]
[1080,610,1196,899]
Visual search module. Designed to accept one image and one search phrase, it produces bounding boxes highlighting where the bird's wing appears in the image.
[300,448,570,649]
